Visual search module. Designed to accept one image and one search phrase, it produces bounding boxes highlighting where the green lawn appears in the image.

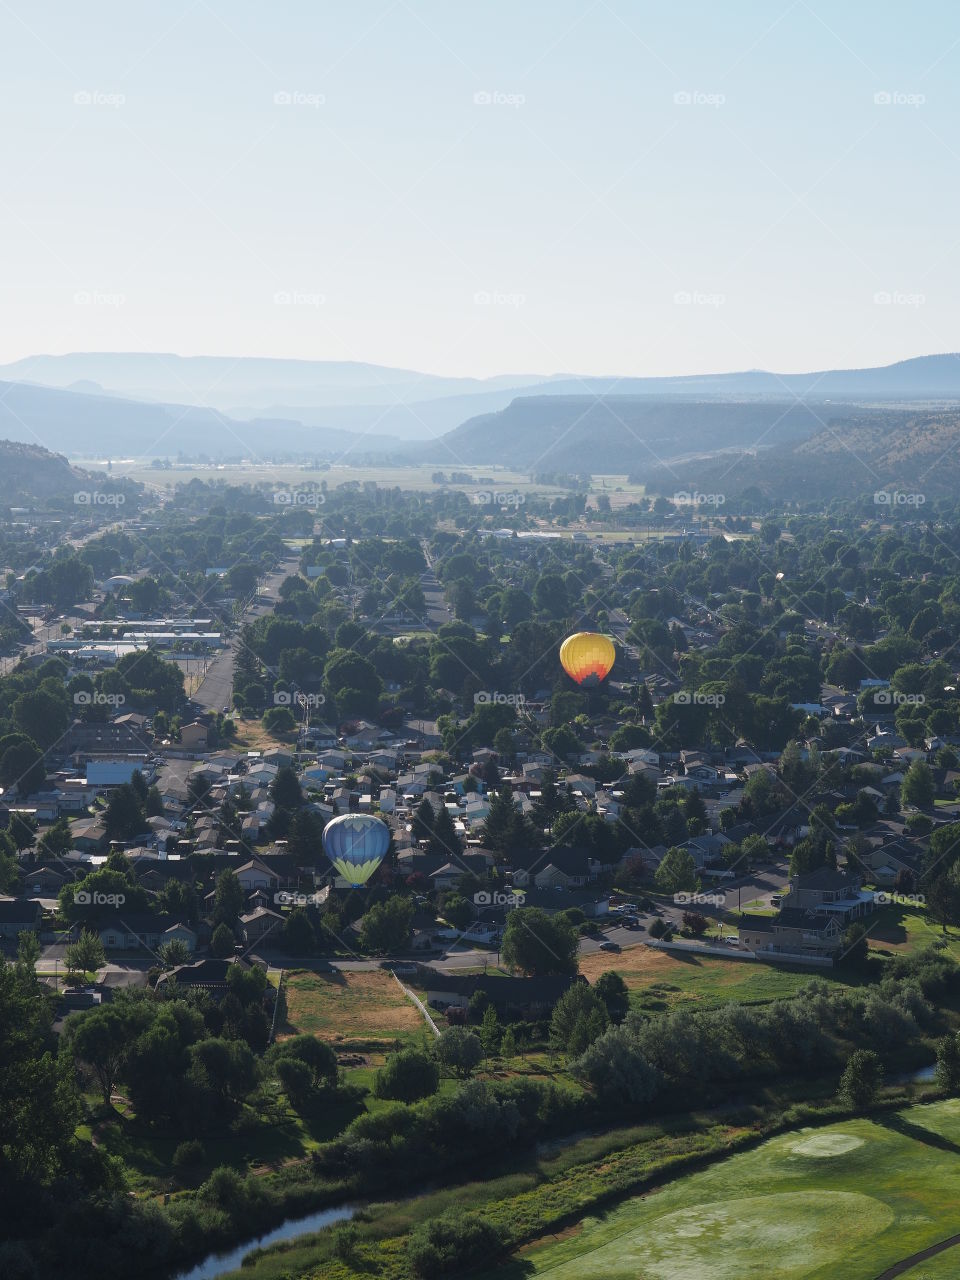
[517,1100,960,1280]
[866,905,960,963]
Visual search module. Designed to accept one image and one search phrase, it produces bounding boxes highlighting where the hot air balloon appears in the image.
[322,813,390,887]
[560,631,616,687]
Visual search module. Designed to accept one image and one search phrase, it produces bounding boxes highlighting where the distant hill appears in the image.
[0,440,137,508]
[426,396,834,472]
[0,381,401,460]
[643,408,960,501]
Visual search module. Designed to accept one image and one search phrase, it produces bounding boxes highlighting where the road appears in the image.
[418,541,454,631]
[192,555,299,711]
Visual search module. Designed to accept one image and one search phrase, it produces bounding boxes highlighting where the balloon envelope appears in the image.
[322,813,390,886]
[560,632,616,686]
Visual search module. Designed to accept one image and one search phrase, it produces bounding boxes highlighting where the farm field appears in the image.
[281,968,425,1047]
[517,1100,960,1280]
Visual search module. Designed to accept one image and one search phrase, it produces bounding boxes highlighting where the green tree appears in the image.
[213,869,243,926]
[550,982,608,1055]
[65,929,105,978]
[902,760,935,809]
[594,970,630,1025]
[374,1047,440,1102]
[501,907,579,976]
[436,1026,483,1078]
[211,923,236,958]
[654,846,697,895]
[359,894,414,954]
[104,783,147,841]
[480,1004,501,1055]
[935,1034,960,1093]
[838,1049,883,1112]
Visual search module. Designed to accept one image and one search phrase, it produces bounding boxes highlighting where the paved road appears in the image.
[193,556,298,711]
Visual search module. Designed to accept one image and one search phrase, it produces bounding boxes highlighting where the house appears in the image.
[0,899,42,938]
[738,908,844,959]
[71,818,109,852]
[781,867,874,922]
[23,865,69,895]
[180,721,209,749]
[98,914,197,952]
[236,858,281,891]
[422,970,577,1019]
[155,957,261,1000]
[240,906,284,944]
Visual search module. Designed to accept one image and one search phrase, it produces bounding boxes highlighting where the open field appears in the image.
[580,943,847,1010]
[281,968,425,1046]
[518,1100,960,1280]
[866,905,960,963]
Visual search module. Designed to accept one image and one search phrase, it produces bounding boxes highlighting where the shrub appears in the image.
[407,1210,506,1279]
[172,1139,204,1170]
[374,1048,440,1102]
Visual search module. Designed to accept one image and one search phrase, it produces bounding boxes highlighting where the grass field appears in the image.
[281,968,425,1047]
[579,943,848,1011]
[866,905,960,963]
[517,1100,960,1280]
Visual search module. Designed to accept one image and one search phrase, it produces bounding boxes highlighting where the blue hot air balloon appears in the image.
[322,813,390,887]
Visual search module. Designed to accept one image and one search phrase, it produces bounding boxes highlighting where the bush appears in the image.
[374,1048,440,1103]
[407,1210,506,1279]
[172,1139,204,1170]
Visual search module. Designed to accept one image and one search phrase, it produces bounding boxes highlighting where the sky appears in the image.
[2,0,959,379]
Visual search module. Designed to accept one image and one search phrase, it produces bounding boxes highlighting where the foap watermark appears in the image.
[675,690,725,706]
[275,891,325,906]
[274,290,325,307]
[474,289,526,308]
[873,90,925,107]
[74,89,125,108]
[74,690,125,707]
[873,891,925,906]
[273,90,326,107]
[75,491,126,506]
[75,891,125,906]
[674,891,725,906]
[873,290,925,307]
[673,90,725,108]
[474,890,526,906]
[273,488,325,507]
[472,490,525,507]
[474,690,526,707]
[74,290,126,308]
[274,690,326,707]
[874,490,925,507]
[473,89,525,108]
[673,490,725,506]
[873,689,925,707]
[674,290,725,307]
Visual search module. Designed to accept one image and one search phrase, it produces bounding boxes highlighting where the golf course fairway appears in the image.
[519,1100,960,1280]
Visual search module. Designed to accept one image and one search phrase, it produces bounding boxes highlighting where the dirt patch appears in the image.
[580,943,681,986]
[517,1222,584,1254]
[284,969,423,1042]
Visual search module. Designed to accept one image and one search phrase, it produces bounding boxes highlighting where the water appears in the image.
[891,1063,936,1084]
[172,1203,357,1280]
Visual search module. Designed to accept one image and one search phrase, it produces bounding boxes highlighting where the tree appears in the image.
[211,923,236,958]
[594,971,630,1025]
[436,1026,483,1078]
[0,737,47,797]
[104,784,147,842]
[441,893,473,930]
[572,1024,661,1105]
[213,869,243,926]
[936,1034,960,1093]
[271,766,304,810]
[480,1004,501,1055]
[269,1034,338,1090]
[62,1002,142,1106]
[407,1209,503,1280]
[158,938,190,968]
[838,1048,883,1112]
[682,911,709,937]
[65,929,105,977]
[902,760,935,809]
[501,907,579,976]
[654,847,697,895]
[926,863,960,933]
[374,1047,440,1102]
[282,907,316,956]
[549,982,608,1056]
[359,894,414,954]
[13,689,69,751]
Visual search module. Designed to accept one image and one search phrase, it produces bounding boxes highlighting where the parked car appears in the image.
[599,941,621,952]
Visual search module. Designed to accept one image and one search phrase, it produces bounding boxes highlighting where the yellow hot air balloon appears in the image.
[560,632,616,686]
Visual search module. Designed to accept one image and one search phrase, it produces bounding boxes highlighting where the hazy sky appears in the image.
[2,1,959,378]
